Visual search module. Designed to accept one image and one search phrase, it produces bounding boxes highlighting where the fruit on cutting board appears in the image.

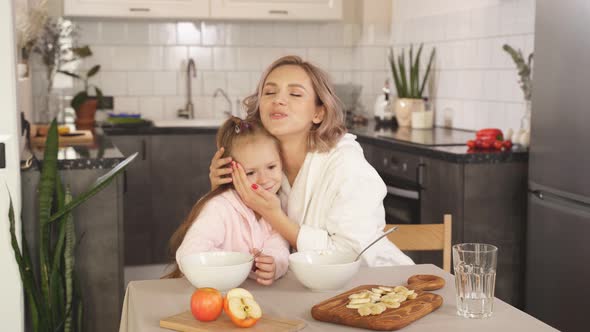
[224,288,263,328]
[190,288,223,322]
[345,285,418,316]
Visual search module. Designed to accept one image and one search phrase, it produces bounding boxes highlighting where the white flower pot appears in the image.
[395,98,425,127]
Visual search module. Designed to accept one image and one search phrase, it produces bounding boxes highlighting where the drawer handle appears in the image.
[129,8,151,12]
[269,10,289,15]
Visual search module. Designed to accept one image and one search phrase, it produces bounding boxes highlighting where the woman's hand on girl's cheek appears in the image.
[232,162,282,218]
[253,255,276,286]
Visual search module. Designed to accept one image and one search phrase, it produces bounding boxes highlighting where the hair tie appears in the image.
[234,120,251,134]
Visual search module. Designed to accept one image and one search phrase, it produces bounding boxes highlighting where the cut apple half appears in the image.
[227,297,262,319]
[224,288,263,327]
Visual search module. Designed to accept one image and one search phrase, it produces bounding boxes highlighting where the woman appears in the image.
[210,56,413,266]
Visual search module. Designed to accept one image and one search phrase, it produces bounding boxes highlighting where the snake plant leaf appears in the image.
[47,152,138,224]
[419,48,436,97]
[413,44,424,98]
[398,52,409,98]
[64,187,75,332]
[38,119,59,312]
[7,189,47,331]
[409,45,414,96]
[389,48,403,98]
[50,177,67,328]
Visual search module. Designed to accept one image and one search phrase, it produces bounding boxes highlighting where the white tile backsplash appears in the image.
[392,0,535,130]
[56,0,533,128]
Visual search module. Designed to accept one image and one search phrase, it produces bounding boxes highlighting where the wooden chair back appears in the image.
[384,214,452,272]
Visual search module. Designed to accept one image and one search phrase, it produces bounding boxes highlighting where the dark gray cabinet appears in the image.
[110,135,153,265]
[359,141,528,308]
[110,133,217,265]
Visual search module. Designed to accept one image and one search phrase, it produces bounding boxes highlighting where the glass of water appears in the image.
[453,243,498,319]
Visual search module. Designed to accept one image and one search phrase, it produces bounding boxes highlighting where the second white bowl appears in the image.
[289,250,361,292]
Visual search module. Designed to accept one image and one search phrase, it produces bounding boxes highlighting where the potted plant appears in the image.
[6,119,136,332]
[58,61,103,130]
[388,44,436,127]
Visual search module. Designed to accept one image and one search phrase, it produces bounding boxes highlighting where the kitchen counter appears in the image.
[23,128,125,171]
[348,121,528,164]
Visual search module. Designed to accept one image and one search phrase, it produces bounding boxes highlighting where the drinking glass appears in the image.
[453,243,498,318]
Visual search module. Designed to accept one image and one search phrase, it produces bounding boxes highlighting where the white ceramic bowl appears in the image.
[179,251,253,291]
[289,250,361,292]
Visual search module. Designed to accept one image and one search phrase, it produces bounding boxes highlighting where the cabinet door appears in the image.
[110,135,154,266]
[211,0,342,20]
[64,0,209,19]
[150,133,217,264]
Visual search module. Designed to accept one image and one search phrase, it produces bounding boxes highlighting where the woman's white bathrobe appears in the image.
[279,133,414,266]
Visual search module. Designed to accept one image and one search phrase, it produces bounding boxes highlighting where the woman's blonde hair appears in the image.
[244,55,347,152]
[163,117,279,279]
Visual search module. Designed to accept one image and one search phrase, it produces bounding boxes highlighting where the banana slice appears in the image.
[378,286,393,292]
[358,305,373,316]
[371,288,385,294]
[346,303,367,309]
[371,303,387,315]
[349,298,371,305]
[393,286,409,293]
[383,301,401,309]
[348,291,371,299]
[408,292,418,300]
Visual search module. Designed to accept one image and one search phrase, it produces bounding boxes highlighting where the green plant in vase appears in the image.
[503,44,533,135]
[388,44,436,127]
[6,119,136,332]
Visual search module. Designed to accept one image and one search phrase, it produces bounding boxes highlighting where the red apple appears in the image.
[190,288,223,322]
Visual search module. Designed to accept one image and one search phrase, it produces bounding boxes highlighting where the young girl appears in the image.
[165,117,290,285]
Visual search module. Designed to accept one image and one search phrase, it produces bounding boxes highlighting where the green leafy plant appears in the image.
[388,44,436,99]
[7,119,136,332]
[503,44,533,101]
[58,61,103,112]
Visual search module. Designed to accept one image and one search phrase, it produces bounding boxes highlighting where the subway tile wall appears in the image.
[32,20,392,121]
[391,0,536,131]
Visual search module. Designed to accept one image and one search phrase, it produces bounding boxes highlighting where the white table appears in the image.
[119,264,557,331]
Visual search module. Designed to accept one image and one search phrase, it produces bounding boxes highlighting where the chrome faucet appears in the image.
[213,88,232,117]
[178,58,197,119]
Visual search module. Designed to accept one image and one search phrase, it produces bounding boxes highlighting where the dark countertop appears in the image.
[101,123,218,135]
[348,121,528,164]
[101,120,528,164]
[22,128,125,171]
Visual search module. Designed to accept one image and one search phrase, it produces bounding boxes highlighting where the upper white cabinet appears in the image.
[210,0,343,21]
[64,0,210,19]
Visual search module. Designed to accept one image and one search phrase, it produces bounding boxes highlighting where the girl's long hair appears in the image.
[163,117,279,278]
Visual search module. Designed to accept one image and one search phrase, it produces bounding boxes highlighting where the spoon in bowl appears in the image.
[354,227,398,262]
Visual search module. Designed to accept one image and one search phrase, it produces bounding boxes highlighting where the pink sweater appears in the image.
[176,189,290,280]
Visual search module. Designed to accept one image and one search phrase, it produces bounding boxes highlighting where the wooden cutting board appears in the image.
[31,130,94,146]
[311,274,445,331]
[160,311,306,332]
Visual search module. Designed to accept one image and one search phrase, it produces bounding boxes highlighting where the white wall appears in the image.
[0,0,24,330]
[391,0,536,131]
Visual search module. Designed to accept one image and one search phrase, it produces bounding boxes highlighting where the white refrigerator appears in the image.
[0,0,24,330]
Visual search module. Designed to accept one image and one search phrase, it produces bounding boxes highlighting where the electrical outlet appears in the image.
[99,96,114,110]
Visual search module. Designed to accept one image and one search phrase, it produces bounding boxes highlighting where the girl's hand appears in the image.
[209,147,233,191]
[250,249,276,286]
[231,162,282,219]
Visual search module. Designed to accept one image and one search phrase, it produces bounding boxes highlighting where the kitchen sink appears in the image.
[152,118,226,128]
